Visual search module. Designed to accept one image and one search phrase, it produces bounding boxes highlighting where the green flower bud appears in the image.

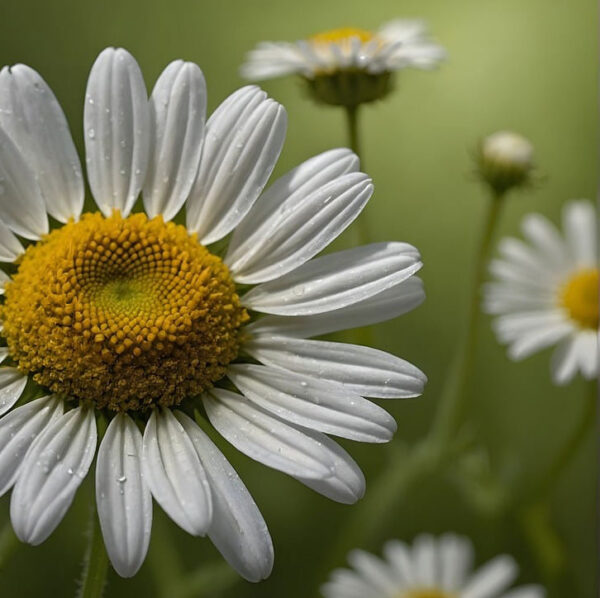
[477,131,534,195]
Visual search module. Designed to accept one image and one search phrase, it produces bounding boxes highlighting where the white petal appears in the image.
[412,534,437,586]
[346,549,399,593]
[226,155,370,284]
[96,413,152,578]
[0,126,48,239]
[174,411,273,582]
[228,364,396,443]
[186,85,287,244]
[10,407,96,544]
[84,47,150,217]
[0,347,8,364]
[0,219,23,262]
[247,276,425,338]
[244,335,426,398]
[438,533,474,591]
[501,320,574,361]
[550,337,580,385]
[563,200,596,268]
[501,586,546,598]
[497,238,555,275]
[141,409,211,536]
[521,214,568,270]
[575,330,598,379]
[0,65,83,222]
[240,42,312,81]
[243,242,422,316]
[143,61,206,221]
[462,556,518,598]
[0,396,63,496]
[204,388,336,479]
[382,540,416,586]
[293,428,365,504]
[0,367,28,416]
[0,269,9,294]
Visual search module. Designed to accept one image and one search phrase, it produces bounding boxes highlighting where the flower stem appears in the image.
[77,505,108,598]
[0,521,19,571]
[517,379,596,584]
[535,379,597,500]
[344,105,369,247]
[428,191,504,447]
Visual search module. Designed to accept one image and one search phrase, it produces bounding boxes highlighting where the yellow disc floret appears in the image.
[560,268,599,330]
[310,27,374,45]
[1,212,248,412]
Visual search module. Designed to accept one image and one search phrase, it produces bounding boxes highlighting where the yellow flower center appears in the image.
[309,27,374,45]
[560,268,599,330]
[1,212,248,412]
[401,590,455,598]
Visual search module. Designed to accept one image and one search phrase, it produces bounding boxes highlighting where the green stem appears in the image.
[77,507,109,598]
[429,191,504,446]
[345,105,361,160]
[535,379,596,500]
[344,105,369,247]
[0,521,19,571]
[517,380,596,585]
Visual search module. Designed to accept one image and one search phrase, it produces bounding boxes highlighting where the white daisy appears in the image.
[241,21,446,81]
[240,21,445,107]
[0,48,426,580]
[321,534,545,598]
[484,200,598,385]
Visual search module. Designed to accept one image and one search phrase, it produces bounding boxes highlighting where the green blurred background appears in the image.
[0,0,596,596]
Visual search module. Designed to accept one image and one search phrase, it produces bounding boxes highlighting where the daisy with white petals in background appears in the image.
[321,534,545,598]
[0,47,426,583]
[484,200,598,385]
[241,20,446,107]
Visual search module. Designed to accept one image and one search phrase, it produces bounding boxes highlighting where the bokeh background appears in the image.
[0,0,596,596]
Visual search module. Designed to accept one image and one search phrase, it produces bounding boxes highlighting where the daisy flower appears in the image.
[240,20,446,107]
[321,534,545,598]
[484,200,598,384]
[0,48,426,580]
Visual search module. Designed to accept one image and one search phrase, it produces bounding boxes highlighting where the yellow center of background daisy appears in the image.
[309,27,374,45]
[1,212,248,411]
[560,268,599,330]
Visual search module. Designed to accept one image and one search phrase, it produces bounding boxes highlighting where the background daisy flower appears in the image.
[0,47,426,580]
[321,534,545,598]
[484,200,598,385]
[240,20,446,83]
[240,20,445,109]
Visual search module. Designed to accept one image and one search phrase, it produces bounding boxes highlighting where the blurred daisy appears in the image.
[241,20,446,107]
[0,48,426,580]
[484,200,598,384]
[321,534,545,598]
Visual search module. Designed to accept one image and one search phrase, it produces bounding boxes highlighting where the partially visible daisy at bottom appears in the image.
[240,20,446,106]
[0,47,426,581]
[321,534,545,598]
[484,200,598,384]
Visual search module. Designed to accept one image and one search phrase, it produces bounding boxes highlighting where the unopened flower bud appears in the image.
[477,131,534,195]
